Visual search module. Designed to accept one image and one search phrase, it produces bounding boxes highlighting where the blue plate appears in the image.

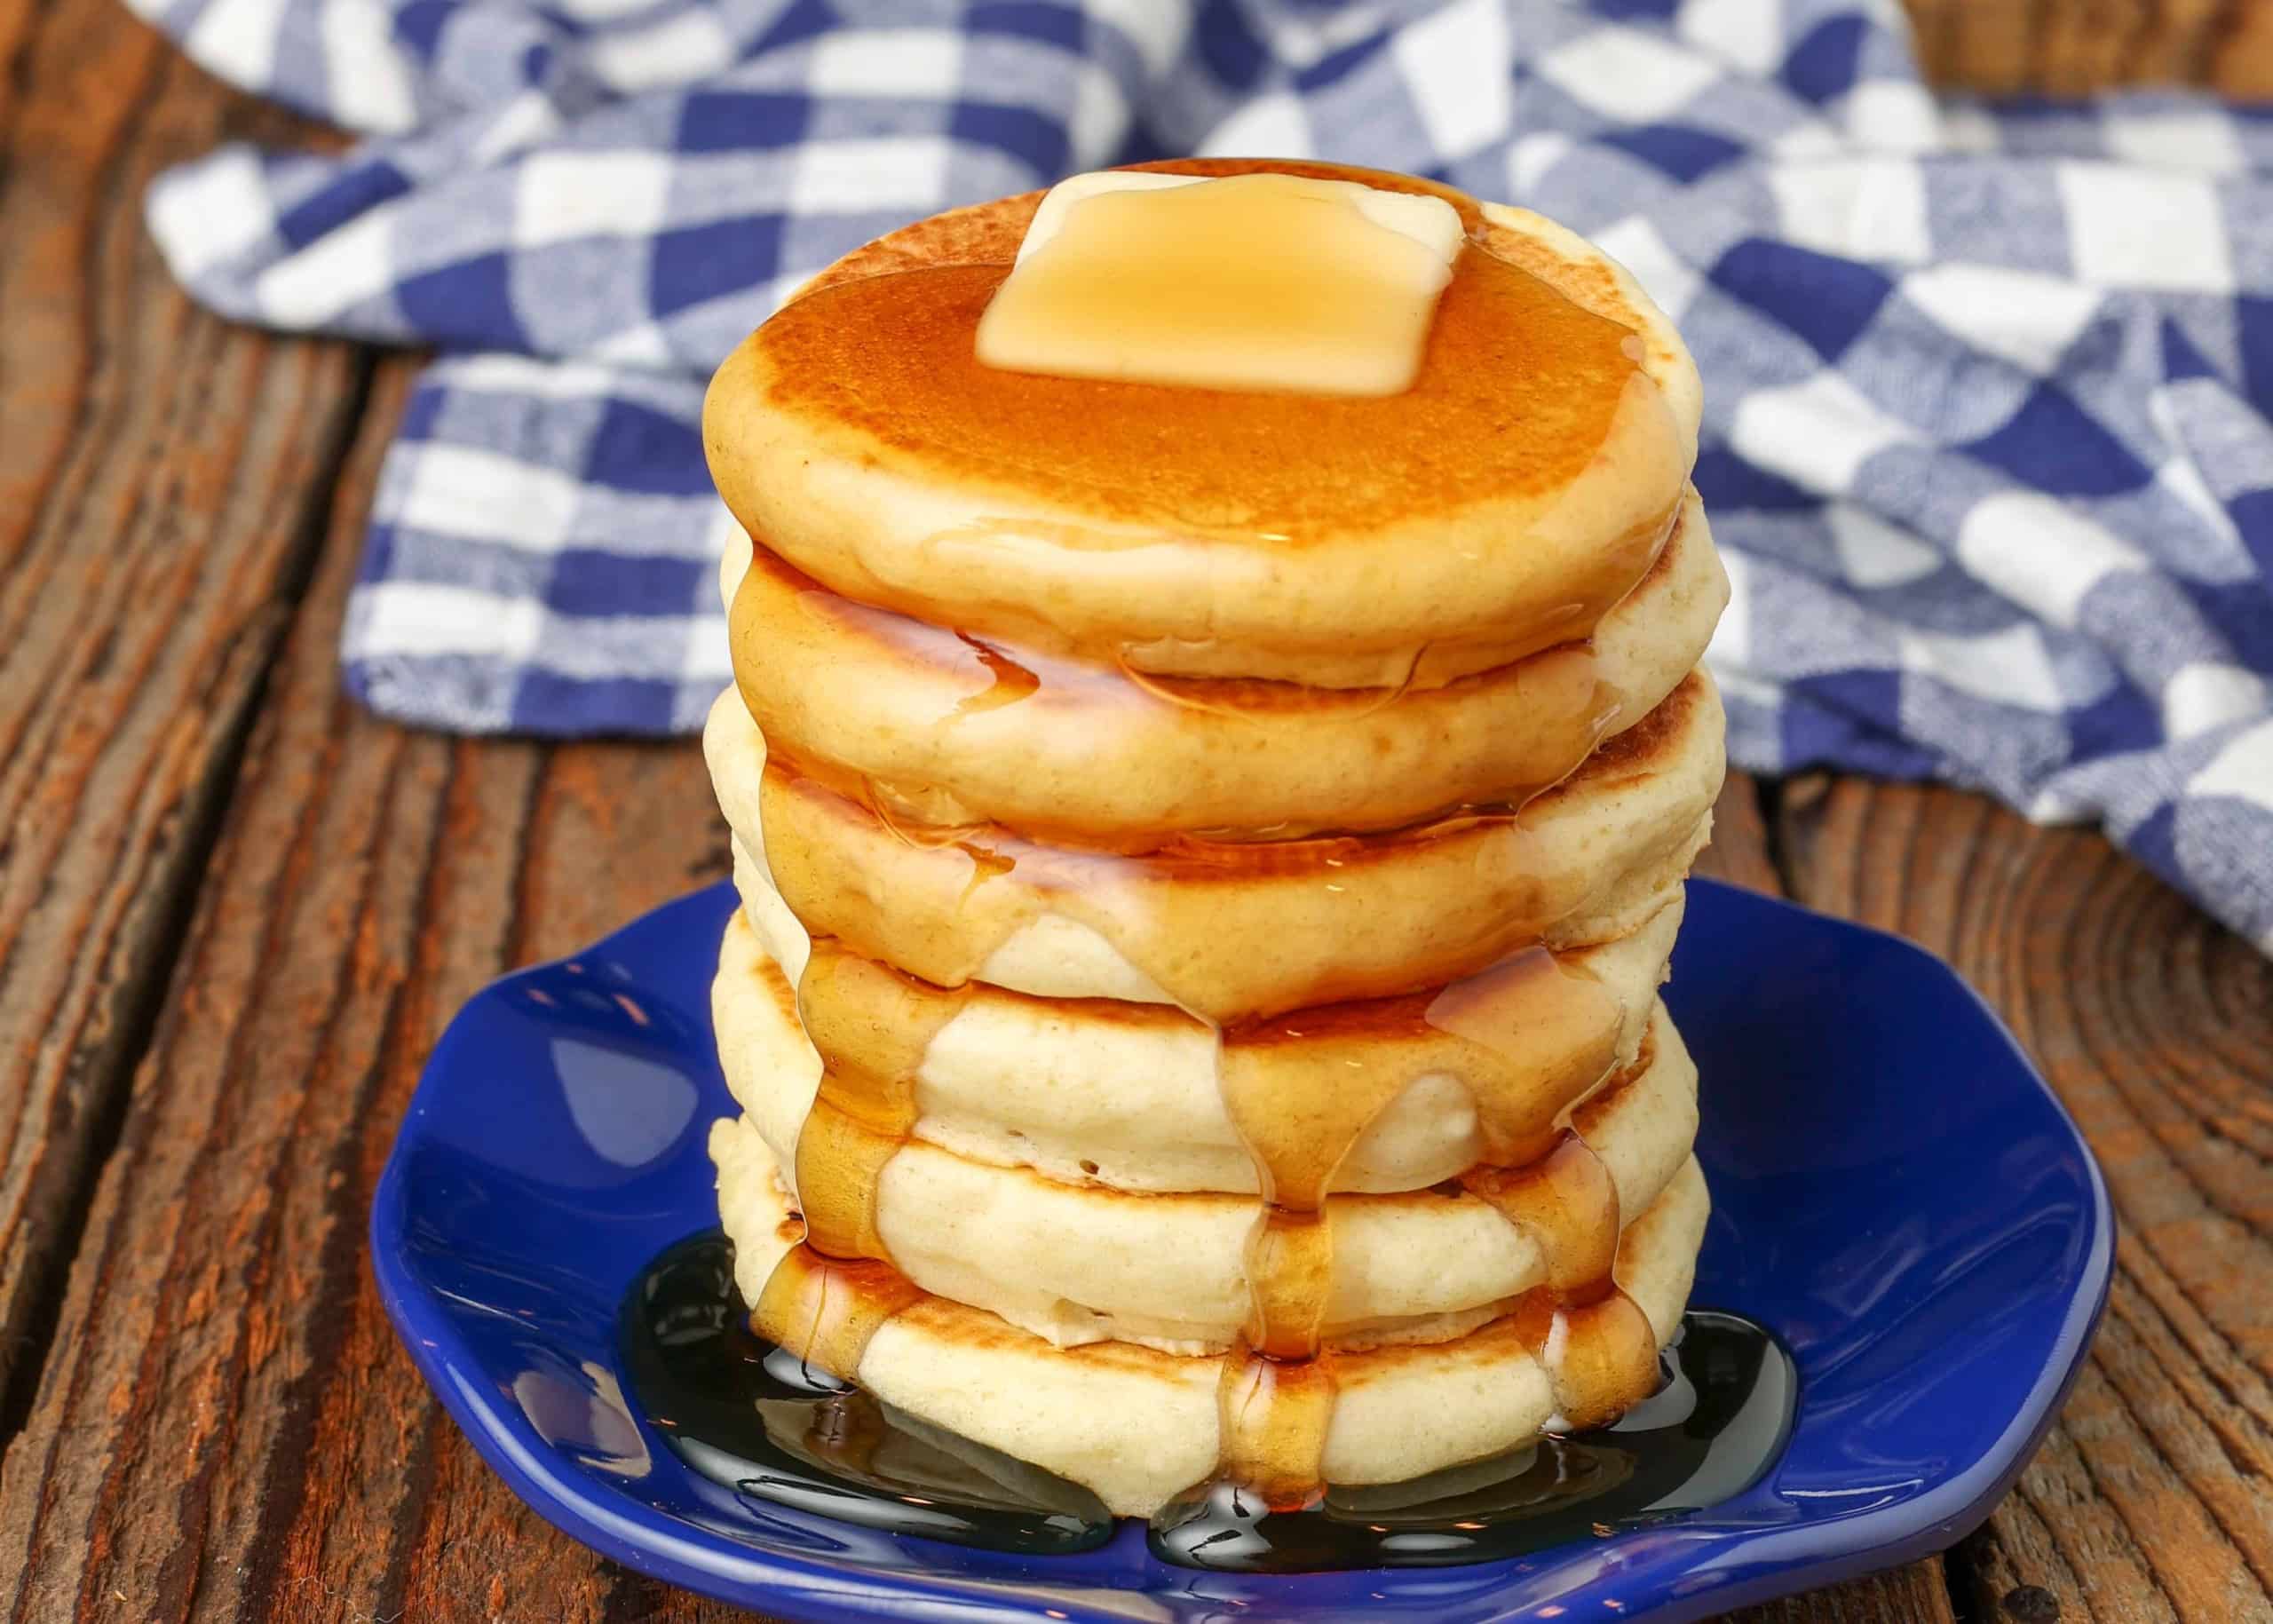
[373,877,2110,1622]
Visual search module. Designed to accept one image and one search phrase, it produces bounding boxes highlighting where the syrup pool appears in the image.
[621,1232,1796,1574]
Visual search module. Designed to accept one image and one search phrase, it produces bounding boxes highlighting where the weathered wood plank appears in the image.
[0,0,369,1430]
[1896,0,2273,96]
[0,351,733,1618]
[1779,778,2273,1623]
[1728,1562,1959,1624]
[1693,769,1783,897]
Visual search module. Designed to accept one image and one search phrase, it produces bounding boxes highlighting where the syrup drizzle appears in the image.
[786,943,945,1260]
[726,500,1699,852]
[949,635,1041,716]
[1201,1095,1651,1512]
[772,930,1651,1338]
[772,926,1659,1518]
[750,1242,922,1375]
[1145,1308,1796,1572]
[620,1233,1797,1573]
[753,715,1708,1027]
[1213,946,1631,1361]
[623,1233,1113,1555]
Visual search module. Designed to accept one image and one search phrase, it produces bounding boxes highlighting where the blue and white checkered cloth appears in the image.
[133,0,2273,954]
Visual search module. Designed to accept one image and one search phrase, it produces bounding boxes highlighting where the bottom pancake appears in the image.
[713,1117,1707,1518]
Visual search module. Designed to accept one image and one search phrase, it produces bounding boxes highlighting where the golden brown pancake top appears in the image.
[751,159,1650,537]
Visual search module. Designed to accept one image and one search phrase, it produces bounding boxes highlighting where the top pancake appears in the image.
[704,161,1700,689]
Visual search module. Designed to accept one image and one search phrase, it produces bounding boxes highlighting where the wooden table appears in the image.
[4,2,2269,1618]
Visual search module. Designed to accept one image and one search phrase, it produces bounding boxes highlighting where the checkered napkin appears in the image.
[133,0,2273,953]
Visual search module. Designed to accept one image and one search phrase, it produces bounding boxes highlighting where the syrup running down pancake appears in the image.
[714,911,1698,1352]
[678,159,1750,1561]
[712,896,1682,1197]
[707,671,1724,1021]
[719,488,1729,844]
[712,1122,1708,1518]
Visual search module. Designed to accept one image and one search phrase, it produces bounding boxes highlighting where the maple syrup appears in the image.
[620,1233,1112,1554]
[1214,949,1632,1359]
[1147,1307,1795,1572]
[759,923,1652,1354]
[619,1233,1795,1573]
[724,500,1706,847]
[751,717,1707,1026]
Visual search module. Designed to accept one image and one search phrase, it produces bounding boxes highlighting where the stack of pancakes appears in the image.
[701,161,1729,1520]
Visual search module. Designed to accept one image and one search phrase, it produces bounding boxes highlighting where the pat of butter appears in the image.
[975,170,1463,397]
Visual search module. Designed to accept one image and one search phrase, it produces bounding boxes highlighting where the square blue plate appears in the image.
[372,877,2111,1622]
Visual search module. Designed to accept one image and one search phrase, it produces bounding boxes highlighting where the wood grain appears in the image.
[1780,778,2273,1624]
[1727,1562,1959,1624]
[1896,0,2273,94]
[0,0,368,1431]
[0,353,733,1619]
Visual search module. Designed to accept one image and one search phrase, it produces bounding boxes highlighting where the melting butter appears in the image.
[975,170,1461,397]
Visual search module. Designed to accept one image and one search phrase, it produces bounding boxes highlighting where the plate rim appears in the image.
[371,875,2113,1624]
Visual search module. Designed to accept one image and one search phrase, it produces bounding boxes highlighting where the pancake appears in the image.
[703,161,1700,690]
[709,930,1696,1353]
[713,1119,1708,1517]
[705,670,1725,1022]
[693,165,1729,1526]
[717,487,1728,844]
[713,896,1682,1196]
